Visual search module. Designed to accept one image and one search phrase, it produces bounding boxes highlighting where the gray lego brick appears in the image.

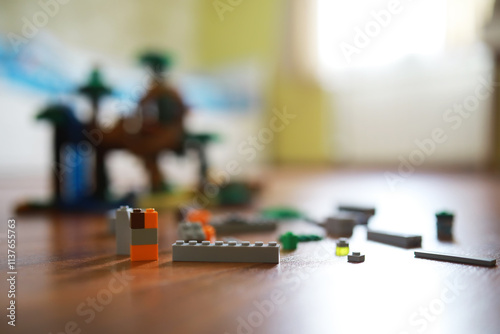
[211,214,277,234]
[172,240,280,263]
[115,206,132,255]
[347,252,365,263]
[338,205,376,216]
[177,222,206,242]
[324,213,356,237]
[131,228,158,246]
[367,230,422,249]
[414,251,496,267]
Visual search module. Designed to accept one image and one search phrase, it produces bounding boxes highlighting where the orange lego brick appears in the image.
[130,244,158,261]
[203,224,216,242]
[187,209,211,225]
[145,208,158,229]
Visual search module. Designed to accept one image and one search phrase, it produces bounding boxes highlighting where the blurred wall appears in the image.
[195,0,330,164]
[0,0,199,68]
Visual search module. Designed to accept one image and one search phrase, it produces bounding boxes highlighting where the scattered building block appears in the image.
[177,222,206,242]
[131,228,158,245]
[367,230,422,249]
[279,232,323,251]
[435,211,454,241]
[297,234,322,242]
[338,205,376,224]
[172,240,280,263]
[131,244,158,261]
[279,232,299,251]
[211,213,277,234]
[336,238,349,256]
[348,252,365,263]
[338,205,376,216]
[115,206,132,255]
[414,251,496,267]
[324,213,356,237]
[130,207,158,261]
[130,208,145,229]
[187,209,211,225]
[145,208,158,228]
[185,209,216,241]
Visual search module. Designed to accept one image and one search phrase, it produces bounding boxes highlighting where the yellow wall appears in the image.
[195,0,330,164]
[271,73,329,163]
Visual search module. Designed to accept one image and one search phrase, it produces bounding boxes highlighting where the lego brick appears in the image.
[115,206,132,255]
[187,209,211,225]
[131,228,158,246]
[130,208,145,229]
[280,232,299,251]
[436,211,454,241]
[177,222,206,242]
[211,213,277,234]
[348,252,365,263]
[297,234,322,242]
[172,240,280,263]
[367,230,422,249]
[338,205,376,216]
[203,224,216,242]
[336,238,349,256]
[414,251,496,267]
[324,213,356,237]
[131,244,158,261]
[145,208,158,229]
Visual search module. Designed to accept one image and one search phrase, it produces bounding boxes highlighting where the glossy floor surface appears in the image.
[1,167,499,334]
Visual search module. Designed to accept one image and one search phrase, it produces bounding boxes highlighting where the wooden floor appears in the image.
[1,167,500,334]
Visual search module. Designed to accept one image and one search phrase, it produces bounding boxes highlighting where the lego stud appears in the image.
[268,242,277,247]
[347,251,365,263]
[242,241,250,246]
[133,208,142,213]
[176,240,185,245]
[215,241,224,246]
[189,240,197,245]
[146,208,155,212]
[255,241,264,247]
[228,241,237,246]
[119,205,129,210]
[202,241,210,245]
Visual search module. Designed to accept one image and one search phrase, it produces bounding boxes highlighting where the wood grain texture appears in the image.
[1,167,499,334]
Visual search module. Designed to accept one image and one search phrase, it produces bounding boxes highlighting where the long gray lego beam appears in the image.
[367,230,422,248]
[414,250,496,267]
[172,240,280,263]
